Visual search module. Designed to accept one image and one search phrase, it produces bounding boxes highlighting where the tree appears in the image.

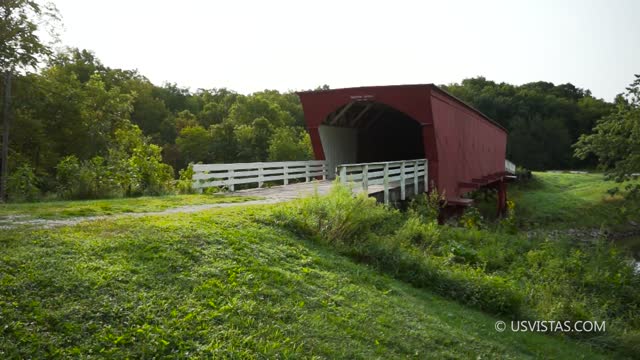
[0,0,59,201]
[574,75,640,195]
[234,117,272,162]
[268,127,313,161]
[176,126,212,165]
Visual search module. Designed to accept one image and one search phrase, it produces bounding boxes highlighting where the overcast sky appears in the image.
[52,0,639,101]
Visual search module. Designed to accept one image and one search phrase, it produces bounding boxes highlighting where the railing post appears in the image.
[229,168,235,192]
[400,161,406,201]
[383,162,389,205]
[283,165,289,186]
[339,166,347,184]
[305,164,310,182]
[414,160,419,195]
[258,165,264,188]
[423,159,428,192]
[322,163,327,180]
[362,164,369,192]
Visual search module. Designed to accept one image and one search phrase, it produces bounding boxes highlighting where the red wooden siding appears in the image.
[297,84,508,203]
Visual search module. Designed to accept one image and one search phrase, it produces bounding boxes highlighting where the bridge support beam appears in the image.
[496,179,508,217]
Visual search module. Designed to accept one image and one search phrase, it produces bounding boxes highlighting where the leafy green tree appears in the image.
[574,75,640,193]
[176,126,212,164]
[48,49,105,84]
[268,127,313,161]
[197,101,226,127]
[7,163,39,201]
[0,0,58,71]
[234,117,273,162]
[210,122,238,163]
[174,110,198,133]
[127,79,171,142]
[153,83,193,113]
[1,0,60,200]
[81,74,134,155]
[228,95,294,127]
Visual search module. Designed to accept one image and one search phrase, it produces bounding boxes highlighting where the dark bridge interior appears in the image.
[323,101,424,163]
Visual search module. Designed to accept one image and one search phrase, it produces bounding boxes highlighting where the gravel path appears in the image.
[0,198,284,230]
[0,181,337,230]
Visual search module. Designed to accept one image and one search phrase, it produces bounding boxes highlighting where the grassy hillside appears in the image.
[0,207,606,359]
[480,172,639,230]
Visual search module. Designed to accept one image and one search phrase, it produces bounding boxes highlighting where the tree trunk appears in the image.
[1,71,11,202]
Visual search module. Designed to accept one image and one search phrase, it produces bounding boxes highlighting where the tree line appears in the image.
[2,48,638,201]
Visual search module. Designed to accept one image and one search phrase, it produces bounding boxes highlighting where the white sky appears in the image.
[52,0,640,101]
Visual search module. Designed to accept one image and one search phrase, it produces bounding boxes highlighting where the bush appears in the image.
[55,135,175,199]
[459,206,484,229]
[129,144,174,195]
[7,164,40,202]
[393,216,440,247]
[55,155,119,199]
[176,163,195,194]
[273,182,398,246]
[407,187,444,223]
[498,200,517,233]
[515,166,532,181]
[56,155,82,199]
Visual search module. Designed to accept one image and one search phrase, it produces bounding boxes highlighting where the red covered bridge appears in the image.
[297,84,514,213]
[192,84,515,214]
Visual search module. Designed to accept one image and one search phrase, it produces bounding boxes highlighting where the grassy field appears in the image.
[2,172,638,358]
[0,206,608,358]
[0,194,260,220]
[479,172,639,230]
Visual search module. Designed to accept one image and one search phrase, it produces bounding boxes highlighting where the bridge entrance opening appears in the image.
[319,101,424,178]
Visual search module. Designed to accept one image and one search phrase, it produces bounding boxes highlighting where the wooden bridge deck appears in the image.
[232,180,387,203]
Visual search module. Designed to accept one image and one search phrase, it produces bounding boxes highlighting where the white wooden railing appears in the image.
[337,159,428,205]
[192,160,327,191]
[505,160,516,174]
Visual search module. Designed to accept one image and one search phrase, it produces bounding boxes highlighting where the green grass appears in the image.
[0,206,607,359]
[478,172,639,230]
[0,194,260,220]
[274,185,640,356]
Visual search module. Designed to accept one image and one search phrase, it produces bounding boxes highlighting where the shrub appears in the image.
[515,166,532,181]
[274,182,397,246]
[79,156,121,198]
[55,139,175,199]
[55,155,81,198]
[130,144,174,195]
[393,215,440,247]
[498,200,517,233]
[7,164,40,202]
[459,206,484,229]
[176,163,195,194]
[55,156,120,199]
[408,186,445,223]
